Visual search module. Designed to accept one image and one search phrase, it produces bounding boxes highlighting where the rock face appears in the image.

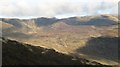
[1,37,110,66]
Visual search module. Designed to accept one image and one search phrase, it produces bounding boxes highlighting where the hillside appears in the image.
[1,15,118,27]
[1,14,118,39]
[0,21,13,29]
[1,37,112,66]
[0,14,118,66]
[76,36,119,65]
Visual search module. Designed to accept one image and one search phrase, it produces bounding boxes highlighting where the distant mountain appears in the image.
[0,15,118,40]
[34,14,118,26]
[1,14,118,35]
[1,14,118,27]
[33,17,58,26]
[1,37,111,66]
[0,15,118,37]
[60,15,118,26]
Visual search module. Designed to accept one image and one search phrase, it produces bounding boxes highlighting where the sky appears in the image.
[0,0,119,19]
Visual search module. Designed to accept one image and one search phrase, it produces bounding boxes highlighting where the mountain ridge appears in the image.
[1,14,118,31]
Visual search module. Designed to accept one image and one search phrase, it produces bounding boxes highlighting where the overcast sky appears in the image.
[0,0,119,19]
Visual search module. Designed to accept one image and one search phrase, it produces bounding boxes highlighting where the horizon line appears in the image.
[0,14,118,20]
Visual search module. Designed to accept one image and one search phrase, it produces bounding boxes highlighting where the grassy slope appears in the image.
[1,37,112,66]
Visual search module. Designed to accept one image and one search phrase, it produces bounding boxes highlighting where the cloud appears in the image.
[0,0,119,18]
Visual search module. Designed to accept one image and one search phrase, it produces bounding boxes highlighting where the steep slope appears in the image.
[0,21,14,29]
[1,18,39,34]
[34,17,58,26]
[1,37,111,66]
[1,19,23,28]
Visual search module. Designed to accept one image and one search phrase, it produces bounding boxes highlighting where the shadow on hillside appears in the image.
[76,36,119,62]
[2,37,105,65]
